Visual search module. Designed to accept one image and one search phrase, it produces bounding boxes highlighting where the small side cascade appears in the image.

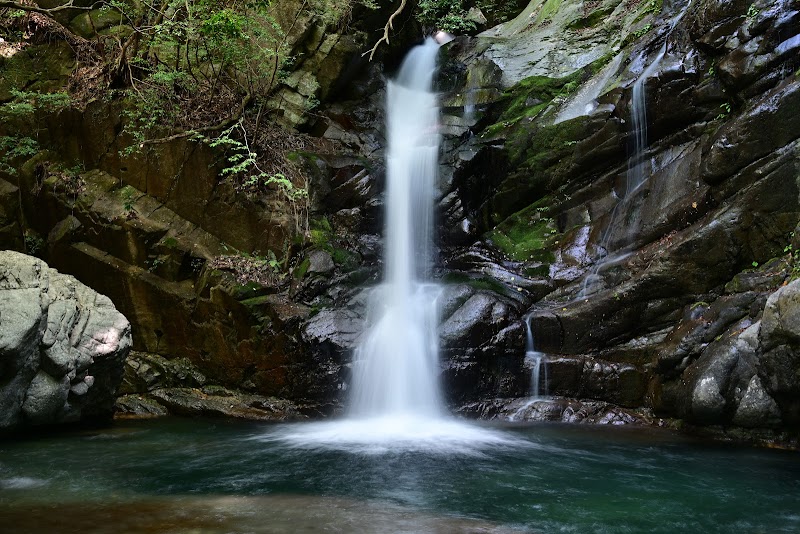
[509,315,548,422]
[578,76,650,296]
[580,53,662,298]
[581,1,694,298]
[524,314,548,398]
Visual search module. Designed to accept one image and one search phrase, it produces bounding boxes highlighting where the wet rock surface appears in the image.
[418,0,800,443]
[457,397,665,426]
[116,352,309,420]
[2,0,800,443]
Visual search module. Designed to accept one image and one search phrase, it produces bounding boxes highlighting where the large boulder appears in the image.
[0,251,131,431]
[758,278,800,424]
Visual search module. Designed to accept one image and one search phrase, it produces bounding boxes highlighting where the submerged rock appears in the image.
[0,251,131,431]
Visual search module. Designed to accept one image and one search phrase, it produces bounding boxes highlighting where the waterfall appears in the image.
[580,54,660,298]
[524,315,547,398]
[581,2,694,298]
[508,315,548,421]
[627,65,653,193]
[349,38,443,418]
[272,40,523,453]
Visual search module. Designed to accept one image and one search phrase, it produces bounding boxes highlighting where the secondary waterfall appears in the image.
[581,2,694,298]
[523,316,547,398]
[349,38,443,417]
[580,56,659,298]
[509,316,548,421]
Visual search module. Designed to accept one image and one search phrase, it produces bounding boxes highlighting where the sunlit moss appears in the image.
[488,201,559,262]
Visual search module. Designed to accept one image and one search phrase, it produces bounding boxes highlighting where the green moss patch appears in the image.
[304,216,361,273]
[485,72,583,137]
[568,5,617,29]
[535,0,563,24]
[487,200,560,262]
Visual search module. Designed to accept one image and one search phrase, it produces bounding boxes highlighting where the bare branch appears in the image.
[0,0,97,16]
[140,93,253,145]
[362,0,407,61]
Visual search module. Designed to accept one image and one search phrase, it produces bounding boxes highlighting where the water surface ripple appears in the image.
[1,419,798,533]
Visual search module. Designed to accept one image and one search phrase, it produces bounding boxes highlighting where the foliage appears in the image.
[0,89,72,176]
[33,161,86,198]
[23,233,44,256]
[208,120,309,234]
[715,102,732,120]
[633,23,652,38]
[108,0,289,149]
[146,255,166,272]
[209,249,285,286]
[0,135,38,176]
[783,233,800,279]
[4,89,71,115]
[0,89,68,176]
[416,0,477,33]
[643,0,662,16]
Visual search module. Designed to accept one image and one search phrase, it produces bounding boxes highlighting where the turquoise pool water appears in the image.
[1,418,797,533]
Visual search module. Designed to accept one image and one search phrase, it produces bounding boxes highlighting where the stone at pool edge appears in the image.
[0,250,131,432]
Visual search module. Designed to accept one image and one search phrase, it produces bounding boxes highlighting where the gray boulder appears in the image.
[761,278,800,351]
[0,250,131,431]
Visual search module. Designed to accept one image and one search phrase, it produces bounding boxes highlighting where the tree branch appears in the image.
[362,0,407,61]
[141,92,253,145]
[0,0,97,16]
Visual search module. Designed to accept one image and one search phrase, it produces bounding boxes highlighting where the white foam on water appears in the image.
[260,415,529,455]
[0,476,49,489]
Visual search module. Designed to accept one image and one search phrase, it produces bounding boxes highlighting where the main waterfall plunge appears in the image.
[270,39,520,454]
[349,39,442,418]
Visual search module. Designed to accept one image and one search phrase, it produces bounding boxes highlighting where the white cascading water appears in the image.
[579,56,657,298]
[581,2,694,298]
[270,39,523,454]
[348,38,443,418]
[508,315,548,421]
[523,316,547,399]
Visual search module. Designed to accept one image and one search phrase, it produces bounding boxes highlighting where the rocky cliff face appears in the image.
[417,0,799,439]
[301,0,800,442]
[1,0,799,443]
[0,250,131,431]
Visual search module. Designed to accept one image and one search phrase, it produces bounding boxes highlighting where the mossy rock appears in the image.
[485,72,583,137]
[330,247,360,271]
[568,5,618,29]
[535,0,563,24]
[487,203,560,263]
[441,272,516,299]
[0,43,75,101]
[69,8,127,38]
[477,0,531,26]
